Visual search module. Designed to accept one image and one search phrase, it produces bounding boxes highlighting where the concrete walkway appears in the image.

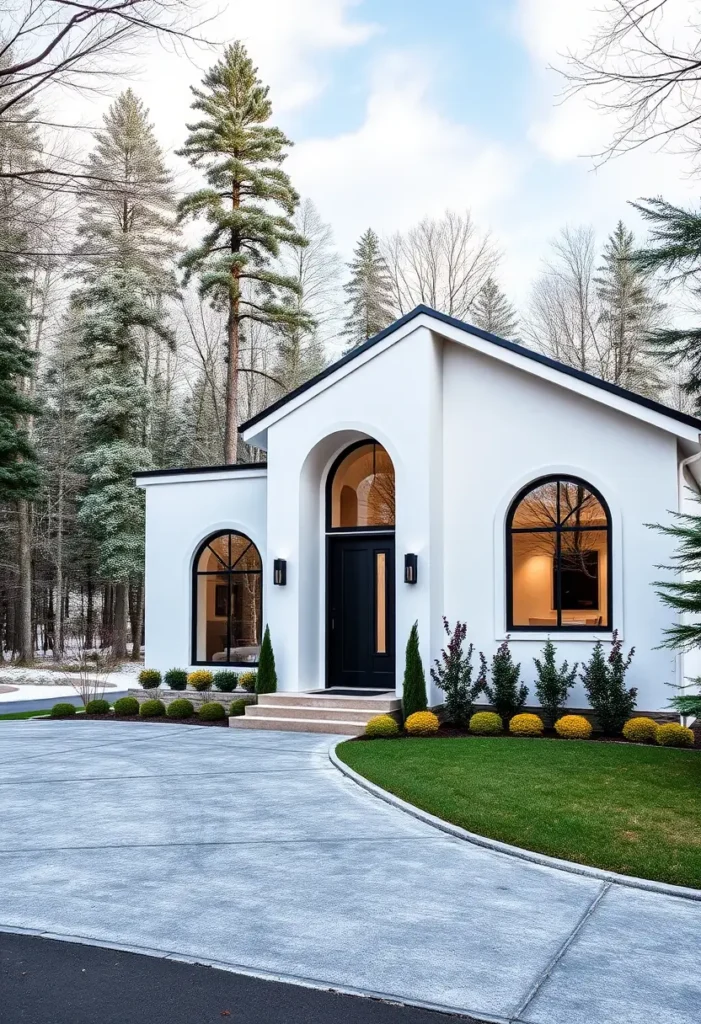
[0,721,699,1024]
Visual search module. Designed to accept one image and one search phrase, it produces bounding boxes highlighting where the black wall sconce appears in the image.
[404,553,418,584]
[273,559,287,586]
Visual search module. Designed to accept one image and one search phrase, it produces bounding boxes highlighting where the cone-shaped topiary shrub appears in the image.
[405,711,439,736]
[50,703,77,718]
[114,696,139,717]
[622,717,658,743]
[166,698,194,719]
[509,713,544,737]
[656,722,694,747]
[239,671,257,692]
[402,621,427,719]
[229,698,253,716]
[469,711,503,735]
[138,669,161,689]
[85,699,110,715]
[187,670,213,691]
[580,632,637,735]
[214,670,239,692]
[139,699,165,718]
[554,714,592,739]
[256,626,277,694]
[365,714,399,738]
[199,701,226,721]
[165,668,188,691]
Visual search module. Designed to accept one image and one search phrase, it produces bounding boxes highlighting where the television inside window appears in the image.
[554,550,599,610]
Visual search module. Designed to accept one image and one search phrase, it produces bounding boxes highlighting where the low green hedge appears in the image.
[139,699,165,718]
[166,698,194,719]
[114,696,139,717]
[164,668,187,690]
[214,670,239,693]
[198,701,226,722]
[229,698,254,717]
[50,702,76,718]
[85,699,110,715]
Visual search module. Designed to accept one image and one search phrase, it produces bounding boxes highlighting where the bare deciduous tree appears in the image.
[383,209,500,321]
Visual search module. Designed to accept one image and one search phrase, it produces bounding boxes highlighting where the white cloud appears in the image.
[289,51,522,252]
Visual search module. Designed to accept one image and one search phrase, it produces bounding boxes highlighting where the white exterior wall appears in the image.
[142,469,267,673]
[441,340,679,711]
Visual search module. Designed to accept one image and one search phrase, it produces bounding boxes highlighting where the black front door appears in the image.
[327,535,395,689]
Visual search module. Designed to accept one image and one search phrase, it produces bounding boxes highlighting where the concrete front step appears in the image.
[229,715,366,736]
[258,691,400,712]
[245,703,394,724]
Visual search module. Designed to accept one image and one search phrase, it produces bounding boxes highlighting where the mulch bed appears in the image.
[42,713,229,727]
[354,722,701,748]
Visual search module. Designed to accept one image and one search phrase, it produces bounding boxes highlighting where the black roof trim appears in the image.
[133,462,267,480]
[238,304,701,434]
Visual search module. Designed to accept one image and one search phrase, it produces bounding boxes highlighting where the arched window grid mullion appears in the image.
[192,530,263,666]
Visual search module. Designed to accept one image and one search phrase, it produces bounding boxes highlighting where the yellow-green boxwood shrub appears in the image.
[113,696,139,717]
[199,701,226,722]
[405,711,440,736]
[469,711,503,735]
[50,702,76,718]
[138,668,161,689]
[622,716,658,744]
[554,714,592,740]
[656,722,695,748]
[187,670,213,691]
[239,671,257,692]
[509,713,544,737]
[365,714,399,738]
[139,699,165,718]
[166,698,194,719]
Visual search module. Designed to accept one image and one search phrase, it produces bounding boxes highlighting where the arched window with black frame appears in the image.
[506,476,611,631]
[192,531,262,665]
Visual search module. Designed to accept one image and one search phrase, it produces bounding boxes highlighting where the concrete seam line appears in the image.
[329,742,701,903]
[0,924,500,1024]
[509,881,612,1023]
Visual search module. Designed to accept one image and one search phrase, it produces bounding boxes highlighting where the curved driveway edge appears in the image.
[329,742,701,903]
[1,721,700,1024]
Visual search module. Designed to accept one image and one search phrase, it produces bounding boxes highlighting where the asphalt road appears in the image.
[0,932,476,1024]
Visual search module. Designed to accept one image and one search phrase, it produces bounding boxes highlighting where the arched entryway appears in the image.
[325,440,396,690]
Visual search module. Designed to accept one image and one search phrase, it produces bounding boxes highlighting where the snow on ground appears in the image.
[0,664,139,707]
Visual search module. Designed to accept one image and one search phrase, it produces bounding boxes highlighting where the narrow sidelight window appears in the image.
[506,476,611,631]
[375,551,387,654]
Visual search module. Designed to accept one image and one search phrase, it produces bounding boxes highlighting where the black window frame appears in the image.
[505,475,612,633]
[325,438,396,534]
[191,529,263,667]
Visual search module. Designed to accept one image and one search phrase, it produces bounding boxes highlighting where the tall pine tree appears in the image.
[341,228,393,350]
[178,42,311,463]
[471,277,518,338]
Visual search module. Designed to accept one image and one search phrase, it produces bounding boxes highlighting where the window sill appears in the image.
[496,631,615,644]
[191,662,260,669]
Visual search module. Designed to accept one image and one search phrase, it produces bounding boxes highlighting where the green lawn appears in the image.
[0,710,51,720]
[337,737,701,889]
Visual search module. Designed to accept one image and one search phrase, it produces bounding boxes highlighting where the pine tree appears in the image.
[178,42,312,463]
[256,624,277,693]
[402,621,427,718]
[471,277,518,338]
[580,632,637,734]
[533,639,577,728]
[649,500,701,650]
[342,228,393,349]
[595,220,663,396]
[629,198,701,405]
[483,639,528,724]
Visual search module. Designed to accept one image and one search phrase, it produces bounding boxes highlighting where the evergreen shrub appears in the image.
[482,638,527,724]
[365,715,399,738]
[405,711,439,736]
[214,670,239,692]
[431,618,485,727]
[199,701,226,722]
[139,699,165,718]
[509,713,544,737]
[114,696,139,717]
[165,668,187,690]
[256,626,277,694]
[229,698,253,716]
[166,698,194,719]
[581,633,637,735]
[554,715,592,740]
[469,711,503,735]
[188,670,213,691]
[656,723,694,748]
[402,622,427,718]
[85,699,110,715]
[533,640,577,728]
[239,671,257,692]
[50,703,77,718]
[138,669,161,689]
[622,717,658,743]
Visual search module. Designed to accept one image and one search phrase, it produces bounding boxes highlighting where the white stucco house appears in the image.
[135,306,701,725]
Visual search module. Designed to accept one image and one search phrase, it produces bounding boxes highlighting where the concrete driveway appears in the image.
[0,721,699,1024]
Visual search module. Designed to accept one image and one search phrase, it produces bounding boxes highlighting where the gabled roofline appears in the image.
[133,462,267,481]
[238,304,701,435]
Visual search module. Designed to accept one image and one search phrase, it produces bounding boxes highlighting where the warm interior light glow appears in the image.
[195,532,262,663]
[330,443,395,528]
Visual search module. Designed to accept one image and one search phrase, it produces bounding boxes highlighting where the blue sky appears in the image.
[62,0,700,306]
